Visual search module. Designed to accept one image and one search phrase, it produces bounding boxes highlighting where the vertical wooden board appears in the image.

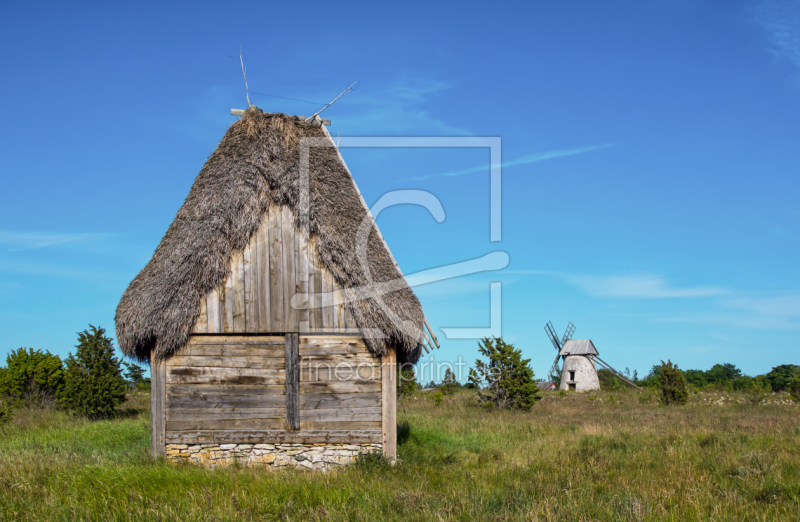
[244,238,258,332]
[285,333,300,430]
[233,250,246,332]
[295,223,310,333]
[381,347,397,460]
[268,206,284,332]
[321,269,334,330]
[150,354,166,459]
[281,206,298,332]
[344,307,356,333]
[207,288,221,333]
[221,266,234,333]
[309,243,323,331]
[333,276,346,331]
[257,220,270,331]
[193,296,208,334]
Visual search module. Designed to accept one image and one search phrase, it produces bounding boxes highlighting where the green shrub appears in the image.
[747,377,768,405]
[397,364,418,398]
[658,360,688,405]
[440,368,458,396]
[597,369,625,391]
[60,325,127,418]
[789,376,800,404]
[0,347,65,407]
[0,398,13,434]
[469,337,540,410]
[765,365,800,392]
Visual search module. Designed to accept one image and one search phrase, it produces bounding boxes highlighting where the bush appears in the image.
[397,364,418,398]
[469,337,540,410]
[597,369,625,391]
[0,347,65,407]
[765,365,800,392]
[658,360,688,405]
[60,325,127,418]
[0,398,13,434]
[789,376,800,404]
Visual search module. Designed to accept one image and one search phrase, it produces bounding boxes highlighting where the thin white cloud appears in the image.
[410,143,615,181]
[752,0,800,69]
[0,231,107,252]
[516,270,728,299]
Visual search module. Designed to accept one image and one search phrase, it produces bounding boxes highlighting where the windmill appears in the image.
[544,321,640,392]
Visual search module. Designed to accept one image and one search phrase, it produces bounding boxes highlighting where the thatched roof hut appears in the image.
[114,108,434,467]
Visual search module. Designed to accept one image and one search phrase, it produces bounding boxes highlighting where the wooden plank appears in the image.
[186,335,285,346]
[244,237,257,332]
[300,380,382,395]
[299,408,382,422]
[382,346,397,460]
[281,206,297,331]
[150,353,166,459]
[174,345,285,358]
[167,408,286,421]
[299,393,382,410]
[193,296,208,334]
[285,333,299,430]
[232,250,246,331]
[308,241,321,330]
[257,218,270,331]
[167,394,287,409]
[167,384,285,395]
[321,269,334,329]
[299,335,370,351]
[166,355,285,369]
[300,364,381,382]
[166,418,287,431]
[165,430,382,445]
[166,367,285,386]
[299,421,382,430]
[268,205,284,331]
[295,218,310,333]
[207,288,221,333]
[221,265,234,332]
[299,351,378,364]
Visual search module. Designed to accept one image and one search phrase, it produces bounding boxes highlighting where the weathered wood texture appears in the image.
[381,347,397,460]
[163,335,384,447]
[299,336,382,432]
[193,207,358,335]
[165,336,288,436]
[150,353,166,459]
[285,333,300,430]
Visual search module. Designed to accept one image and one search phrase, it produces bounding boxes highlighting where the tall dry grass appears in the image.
[0,388,798,521]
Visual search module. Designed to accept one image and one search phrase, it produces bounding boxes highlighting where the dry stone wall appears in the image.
[165,443,381,470]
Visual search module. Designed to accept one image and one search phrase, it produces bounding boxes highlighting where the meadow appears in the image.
[1,388,798,521]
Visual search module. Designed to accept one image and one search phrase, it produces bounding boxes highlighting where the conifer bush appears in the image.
[440,368,458,396]
[469,337,540,410]
[397,365,418,398]
[658,360,688,405]
[0,348,64,407]
[60,325,126,418]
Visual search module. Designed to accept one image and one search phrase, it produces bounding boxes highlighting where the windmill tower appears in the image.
[544,321,640,392]
[545,321,600,392]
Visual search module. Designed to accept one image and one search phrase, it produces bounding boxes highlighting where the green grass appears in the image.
[1,389,799,521]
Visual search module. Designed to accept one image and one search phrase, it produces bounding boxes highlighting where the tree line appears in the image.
[0,325,149,429]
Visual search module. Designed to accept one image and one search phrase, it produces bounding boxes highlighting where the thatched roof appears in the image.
[115,108,424,364]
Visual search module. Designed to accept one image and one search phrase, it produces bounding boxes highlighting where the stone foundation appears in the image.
[165,443,382,470]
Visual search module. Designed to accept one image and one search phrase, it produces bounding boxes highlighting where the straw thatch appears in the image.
[115,108,424,364]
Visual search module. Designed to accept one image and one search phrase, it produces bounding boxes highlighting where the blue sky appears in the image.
[1,0,799,380]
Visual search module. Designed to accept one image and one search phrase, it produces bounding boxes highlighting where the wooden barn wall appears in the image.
[163,335,385,446]
[192,206,356,335]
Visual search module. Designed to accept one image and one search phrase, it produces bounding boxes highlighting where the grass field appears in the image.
[1,388,799,521]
